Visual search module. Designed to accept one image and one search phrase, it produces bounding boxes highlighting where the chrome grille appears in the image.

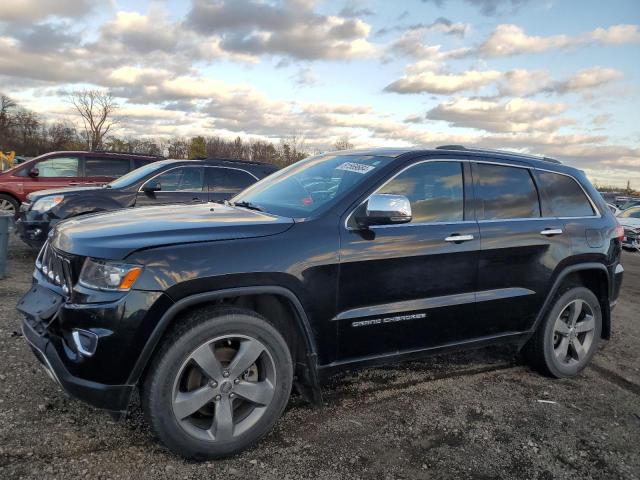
[35,242,73,295]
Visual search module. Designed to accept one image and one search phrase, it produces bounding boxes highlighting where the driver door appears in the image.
[336,160,480,360]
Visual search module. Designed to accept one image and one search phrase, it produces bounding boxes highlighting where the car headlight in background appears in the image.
[32,195,64,212]
[79,258,143,291]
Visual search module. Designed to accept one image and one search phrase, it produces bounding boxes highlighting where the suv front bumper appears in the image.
[17,279,173,415]
[15,206,52,248]
[21,316,134,413]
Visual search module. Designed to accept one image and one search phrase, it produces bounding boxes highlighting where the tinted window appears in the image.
[36,156,79,178]
[537,171,595,217]
[85,158,130,177]
[148,167,204,192]
[476,163,540,220]
[378,161,464,223]
[208,168,256,194]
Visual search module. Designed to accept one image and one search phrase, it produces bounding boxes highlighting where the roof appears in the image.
[335,145,563,166]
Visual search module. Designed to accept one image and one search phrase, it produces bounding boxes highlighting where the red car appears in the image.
[0,151,162,214]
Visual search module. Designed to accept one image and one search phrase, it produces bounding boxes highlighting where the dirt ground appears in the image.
[0,235,639,480]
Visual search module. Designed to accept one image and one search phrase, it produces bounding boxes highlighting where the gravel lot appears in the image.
[1,236,639,480]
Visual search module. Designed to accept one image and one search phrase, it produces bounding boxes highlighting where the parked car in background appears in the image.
[617,206,640,250]
[0,151,163,214]
[17,145,623,459]
[619,199,640,211]
[15,158,277,248]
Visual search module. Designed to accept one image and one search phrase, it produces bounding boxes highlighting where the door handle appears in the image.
[540,228,563,236]
[445,234,474,243]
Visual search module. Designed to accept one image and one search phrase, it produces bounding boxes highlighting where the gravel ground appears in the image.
[1,235,639,480]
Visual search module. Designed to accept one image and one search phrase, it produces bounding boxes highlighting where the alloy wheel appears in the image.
[552,299,596,366]
[171,334,276,443]
[0,199,15,213]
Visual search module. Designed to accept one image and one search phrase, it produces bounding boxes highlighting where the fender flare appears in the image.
[522,262,610,344]
[126,285,319,387]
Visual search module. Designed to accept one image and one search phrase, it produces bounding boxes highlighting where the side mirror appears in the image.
[356,194,412,227]
[142,180,161,193]
[28,167,39,178]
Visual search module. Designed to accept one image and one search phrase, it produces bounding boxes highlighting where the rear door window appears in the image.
[207,168,256,194]
[475,163,540,220]
[536,171,595,217]
[84,157,131,177]
[378,161,464,223]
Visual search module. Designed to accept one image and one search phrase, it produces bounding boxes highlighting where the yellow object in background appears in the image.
[0,151,15,171]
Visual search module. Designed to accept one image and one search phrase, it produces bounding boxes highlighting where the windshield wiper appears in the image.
[227,200,263,212]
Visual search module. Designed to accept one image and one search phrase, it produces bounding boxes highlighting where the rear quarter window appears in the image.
[537,171,595,217]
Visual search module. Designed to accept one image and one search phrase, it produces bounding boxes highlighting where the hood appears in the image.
[51,203,294,259]
[618,217,640,229]
[27,185,104,201]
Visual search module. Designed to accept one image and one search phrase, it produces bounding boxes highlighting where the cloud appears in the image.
[339,4,375,18]
[426,97,572,133]
[10,22,80,53]
[479,24,640,57]
[421,0,534,16]
[385,70,502,94]
[0,0,98,23]
[378,17,470,38]
[291,67,319,87]
[100,11,179,54]
[184,0,376,60]
[385,66,622,96]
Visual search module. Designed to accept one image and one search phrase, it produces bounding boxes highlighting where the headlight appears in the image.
[79,258,143,291]
[32,195,64,212]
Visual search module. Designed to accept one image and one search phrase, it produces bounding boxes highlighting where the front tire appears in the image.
[0,194,19,214]
[142,307,293,460]
[524,286,602,378]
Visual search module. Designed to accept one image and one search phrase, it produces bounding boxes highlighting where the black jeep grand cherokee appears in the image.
[18,146,624,459]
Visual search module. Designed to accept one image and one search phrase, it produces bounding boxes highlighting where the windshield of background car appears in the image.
[618,207,640,218]
[108,161,170,189]
[232,154,394,217]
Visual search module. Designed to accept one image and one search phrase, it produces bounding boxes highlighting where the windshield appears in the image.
[108,161,169,189]
[232,154,394,217]
[619,207,640,218]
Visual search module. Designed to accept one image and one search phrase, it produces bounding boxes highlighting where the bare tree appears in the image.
[68,89,119,151]
[0,94,17,150]
[333,135,354,151]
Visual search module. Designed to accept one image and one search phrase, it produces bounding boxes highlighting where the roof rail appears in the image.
[435,145,562,164]
[202,157,271,166]
[92,150,165,158]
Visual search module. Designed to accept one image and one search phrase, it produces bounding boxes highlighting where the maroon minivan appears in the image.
[0,151,162,214]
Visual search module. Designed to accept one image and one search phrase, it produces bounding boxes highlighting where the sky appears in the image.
[0,0,639,187]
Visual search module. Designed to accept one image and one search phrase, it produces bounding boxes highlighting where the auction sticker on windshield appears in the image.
[336,162,375,174]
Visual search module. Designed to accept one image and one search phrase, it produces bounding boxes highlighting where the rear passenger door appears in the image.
[136,166,206,206]
[83,156,132,185]
[473,162,571,335]
[206,167,258,203]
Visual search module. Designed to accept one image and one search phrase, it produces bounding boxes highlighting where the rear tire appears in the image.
[524,286,602,378]
[142,306,293,460]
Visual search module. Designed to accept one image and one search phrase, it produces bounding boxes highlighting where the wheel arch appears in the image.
[525,263,611,346]
[128,286,321,403]
[0,191,21,207]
